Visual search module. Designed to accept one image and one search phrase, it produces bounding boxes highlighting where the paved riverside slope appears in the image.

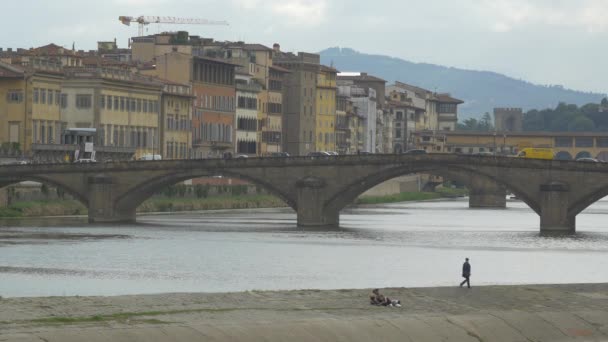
[2,284,608,341]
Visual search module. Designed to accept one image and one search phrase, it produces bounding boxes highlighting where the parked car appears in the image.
[308,151,331,157]
[139,154,162,161]
[576,157,600,163]
[326,151,339,156]
[403,149,427,155]
[475,152,495,156]
[74,158,97,164]
[270,152,290,157]
[235,154,249,159]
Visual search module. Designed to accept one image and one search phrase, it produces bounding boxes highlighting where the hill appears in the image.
[320,47,606,120]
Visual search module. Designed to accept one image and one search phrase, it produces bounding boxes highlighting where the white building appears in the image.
[338,82,377,153]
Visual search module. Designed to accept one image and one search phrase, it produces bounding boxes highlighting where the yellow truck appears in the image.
[516,148,554,160]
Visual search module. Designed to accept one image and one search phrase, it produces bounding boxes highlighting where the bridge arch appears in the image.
[322,163,539,217]
[113,169,296,215]
[0,175,89,207]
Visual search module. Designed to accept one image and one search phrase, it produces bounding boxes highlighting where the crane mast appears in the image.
[119,16,229,36]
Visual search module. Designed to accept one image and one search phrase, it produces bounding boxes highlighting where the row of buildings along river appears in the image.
[2,32,608,164]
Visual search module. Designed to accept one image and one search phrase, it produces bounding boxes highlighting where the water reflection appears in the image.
[1,198,608,297]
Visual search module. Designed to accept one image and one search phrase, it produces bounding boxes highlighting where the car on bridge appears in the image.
[270,152,290,157]
[576,157,601,163]
[74,158,97,164]
[403,149,427,155]
[308,151,331,157]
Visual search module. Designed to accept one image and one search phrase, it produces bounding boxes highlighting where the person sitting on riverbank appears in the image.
[370,289,401,307]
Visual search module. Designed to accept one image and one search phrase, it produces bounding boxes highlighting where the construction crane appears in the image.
[119,16,229,36]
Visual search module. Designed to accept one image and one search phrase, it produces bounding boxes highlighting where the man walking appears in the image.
[460,258,471,288]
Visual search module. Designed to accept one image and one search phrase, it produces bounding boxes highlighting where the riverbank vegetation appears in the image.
[0,184,468,218]
[356,187,468,205]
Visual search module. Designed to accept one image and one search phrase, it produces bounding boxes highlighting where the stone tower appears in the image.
[493,108,523,132]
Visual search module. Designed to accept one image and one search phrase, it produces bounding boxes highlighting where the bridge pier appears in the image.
[87,175,136,224]
[295,176,339,227]
[468,177,506,208]
[539,182,574,233]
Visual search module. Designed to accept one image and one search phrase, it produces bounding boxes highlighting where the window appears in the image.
[143,100,148,112]
[555,137,573,147]
[395,129,401,138]
[55,90,60,105]
[100,95,105,109]
[33,88,39,103]
[576,137,593,148]
[6,90,23,103]
[137,99,142,112]
[41,89,47,104]
[114,96,119,110]
[60,94,68,108]
[120,97,125,111]
[76,94,92,109]
[107,96,113,110]
[597,138,608,147]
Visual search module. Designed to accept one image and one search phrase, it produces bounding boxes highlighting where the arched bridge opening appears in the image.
[120,171,293,217]
[320,164,537,226]
[0,176,90,217]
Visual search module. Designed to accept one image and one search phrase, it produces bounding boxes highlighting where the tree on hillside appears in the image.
[523,110,546,131]
[568,116,595,131]
[581,103,600,114]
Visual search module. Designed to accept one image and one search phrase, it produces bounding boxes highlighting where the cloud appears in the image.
[271,0,328,26]
[231,0,328,26]
[477,0,608,33]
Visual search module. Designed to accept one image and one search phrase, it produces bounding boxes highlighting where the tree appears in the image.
[602,98,608,106]
[580,103,600,115]
[478,112,494,131]
[568,116,595,131]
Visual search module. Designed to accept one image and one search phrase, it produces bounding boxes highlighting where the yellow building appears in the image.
[0,59,64,158]
[160,81,193,159]
[416,130,608,160]
[62,67,162,159]
[315,65,338,152]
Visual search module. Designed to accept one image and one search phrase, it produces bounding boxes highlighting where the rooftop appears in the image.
[337,72,386,83]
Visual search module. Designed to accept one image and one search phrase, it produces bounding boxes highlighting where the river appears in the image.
[1,198,608,297]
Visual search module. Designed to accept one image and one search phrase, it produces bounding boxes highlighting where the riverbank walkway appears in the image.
[2,283,608,341]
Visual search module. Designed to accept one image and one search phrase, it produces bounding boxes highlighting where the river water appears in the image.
[1,198,608,298]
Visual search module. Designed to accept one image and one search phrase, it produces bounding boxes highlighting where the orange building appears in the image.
[191,57,237,158]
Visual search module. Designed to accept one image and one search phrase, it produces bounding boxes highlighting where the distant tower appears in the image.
[493,108,523,132]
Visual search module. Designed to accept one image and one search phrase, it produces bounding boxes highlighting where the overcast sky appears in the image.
[4,0,607,94]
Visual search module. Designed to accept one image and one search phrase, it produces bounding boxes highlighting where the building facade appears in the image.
[315,65,338,152]
[191,56,236,158]
[160,81,193,159]
[274,51,320,156]
[235,73,260,155]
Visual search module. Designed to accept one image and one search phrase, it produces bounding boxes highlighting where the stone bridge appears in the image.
[1,154,608,233]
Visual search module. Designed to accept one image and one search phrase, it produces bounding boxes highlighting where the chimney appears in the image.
[273,43,280,53]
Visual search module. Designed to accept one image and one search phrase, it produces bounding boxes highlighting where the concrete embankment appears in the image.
[2,284,608,341]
